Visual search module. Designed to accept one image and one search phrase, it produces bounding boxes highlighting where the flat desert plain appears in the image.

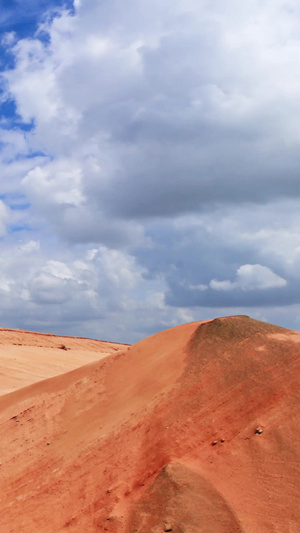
[0,315,300,532]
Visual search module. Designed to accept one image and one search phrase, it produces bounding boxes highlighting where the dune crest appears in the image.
[1,316,300,532]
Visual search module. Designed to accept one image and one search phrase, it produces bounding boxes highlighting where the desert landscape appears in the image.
[1,315,300,532]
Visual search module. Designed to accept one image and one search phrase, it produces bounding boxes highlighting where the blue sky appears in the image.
[1,0,300,342]
[0,0,74,34]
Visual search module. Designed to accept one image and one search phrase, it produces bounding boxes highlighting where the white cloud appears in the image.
[22,159,85,209]
[210,264,287,291]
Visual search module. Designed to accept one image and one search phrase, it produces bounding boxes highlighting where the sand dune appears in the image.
[0,327,128,395]
[1,316,300,532]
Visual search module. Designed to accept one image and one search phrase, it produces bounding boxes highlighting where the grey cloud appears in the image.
[6,0,300,232]
[83,54,300,221]
[60,207,144,247]
[134,216,259,284]
[132,206,300,311]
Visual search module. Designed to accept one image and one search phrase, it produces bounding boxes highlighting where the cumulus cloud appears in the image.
[0,237,192,342]
[4,0,300,228]
[23,159,85,210]
[0,0,300,339]
[210,264,287,291]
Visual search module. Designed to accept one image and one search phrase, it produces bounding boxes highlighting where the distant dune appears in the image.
[1,316,300,532]
[0,327,128,395]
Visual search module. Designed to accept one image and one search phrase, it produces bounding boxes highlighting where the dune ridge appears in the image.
[0,315,300,532]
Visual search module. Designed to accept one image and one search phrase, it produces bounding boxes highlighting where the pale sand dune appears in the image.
[0,327,128,395]
[0,316,300,532]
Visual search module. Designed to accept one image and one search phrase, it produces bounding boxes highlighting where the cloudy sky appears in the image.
[0,0,300,343]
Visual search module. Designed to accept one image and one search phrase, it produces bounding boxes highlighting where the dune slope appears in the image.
[0,316,300,532]
[0,327,127,394]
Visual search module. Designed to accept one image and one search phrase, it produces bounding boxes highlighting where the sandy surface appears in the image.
[0,327,128,395]
[0,316,300,532]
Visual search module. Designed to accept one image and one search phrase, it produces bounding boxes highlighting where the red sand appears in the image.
[0,315,300,532]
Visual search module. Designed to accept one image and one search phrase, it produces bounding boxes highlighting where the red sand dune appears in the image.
[0,315,300,532]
